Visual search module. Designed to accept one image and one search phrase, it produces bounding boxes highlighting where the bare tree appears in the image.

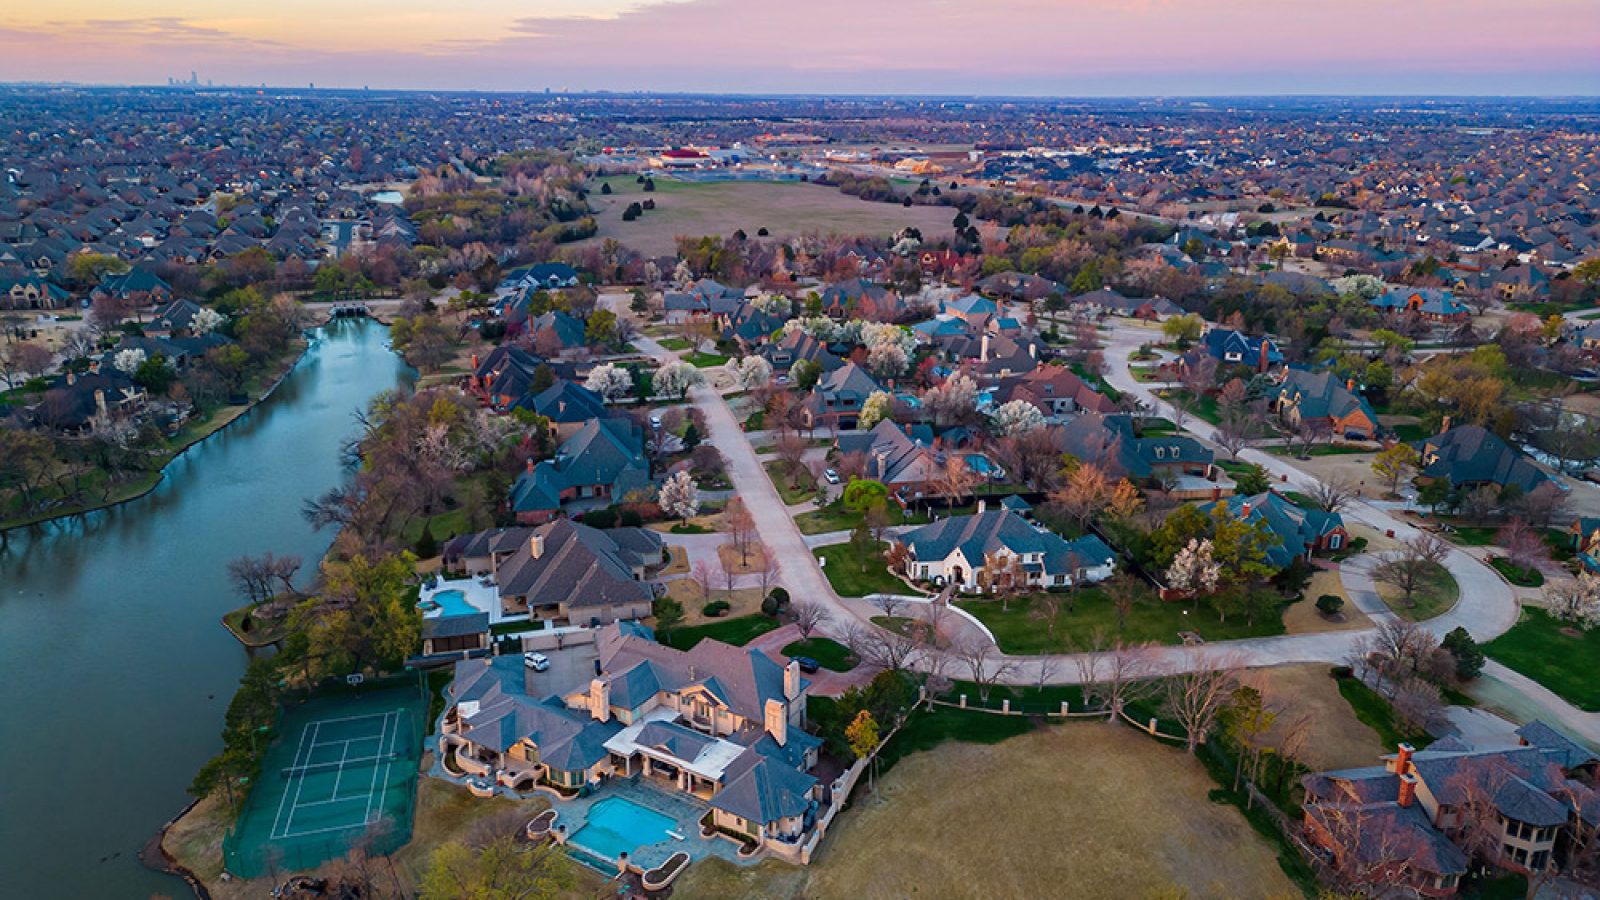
[871,592,907,620]
[1496,518,1547,574]
[755,547,780,599]
[1370,618,1440,687]
[1164,659,1240,754]
[1370,533,1449,611]
[844,620,920,673]
[1307,476,1360,514]
[1213,406,1262,460]
[791,600,827,639]
[722,497,756,565]
[954,637,1019,703]
[690,559,715,605]
[1390,678,1445,734]
[1032,653,1062,692]
[1308,802,1429,896]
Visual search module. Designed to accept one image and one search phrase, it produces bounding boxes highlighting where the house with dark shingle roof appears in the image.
[1303,725,1600,893]
[1272,368,1379,440]
[1197,491,1346,570]
[1049,413,1228,499]
[442,519,662,625]
[1370,288,1470,323]
[512,378,610,438]
[438,619,825,853]
[801,361,882,430]
[1414,423,1554,495]
[510,417,651,524]
[897,507,1116,593]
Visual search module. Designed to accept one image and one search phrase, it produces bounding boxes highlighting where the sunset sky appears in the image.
[2,0,1597,95]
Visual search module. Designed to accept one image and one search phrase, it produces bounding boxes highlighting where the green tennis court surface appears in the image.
[224,688,425,877]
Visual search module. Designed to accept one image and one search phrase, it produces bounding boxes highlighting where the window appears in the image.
[1327,534,1342,550]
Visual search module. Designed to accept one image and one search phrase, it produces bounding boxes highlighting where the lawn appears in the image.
[656,336,692,352]
[399,506,473,547]
[793,499,974,535]
[1375,561,1459,621]
[1488,557,1544,587]
[956,587,1288,653]
[674,723,1298,900]
[781,638,856,672]
[1443,524,1497,546]
[763,460,815,505]
[1485,607,1600,711]
[661,613,782,651]
[684,350,729,368]
[813,541,909,597]
[1334,674,1432,749]
[1248,665,1387,771]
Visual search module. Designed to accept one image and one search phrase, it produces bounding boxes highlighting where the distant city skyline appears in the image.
[2,0,1598,96]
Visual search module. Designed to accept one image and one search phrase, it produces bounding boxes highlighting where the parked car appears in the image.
[523,651,550,672]
[649,414,662,429]
[824,469,840,484]
[795,657,820,674]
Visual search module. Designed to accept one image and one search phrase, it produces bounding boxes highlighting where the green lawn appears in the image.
[793,500,974,535]
[956,587,1287,654]
[684,351,729,368]
[400,507,472,547]
[780,638,855,672]
[1488,557,1544,587]
[1333,674,1432,749]
[1376,561,1459,621]
[490,620,545,637]
[657,337,692,352]
[812,541,908,597]
[763,460,814,505]
[871,615,920,636]
[1391,423,1432,443]
[1267,444,1374,457]
[1443,525,1497,546]
[1485,607,1600,711]
[661,614,781,651]
[876,704,1036,773]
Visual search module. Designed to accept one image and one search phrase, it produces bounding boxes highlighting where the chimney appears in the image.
[66,371,76,386]
[94,389,107,417]
[589,678,610,722]
[784,659,801,701]
[526,458,535,475]
[977,499,987,515]
[1258,340,1268,371]
[531,532,545,559]
[1398,772,1418,808]
[1395,742,1414,775]
[1439,415,1451,434]
[1346,378,1355,391]
[470,353,479,370]
[1028,342,1036,359]
[764,697,788,747]
[1240,500,1252,519]
[89,360,100,375]
[980,333,990,361]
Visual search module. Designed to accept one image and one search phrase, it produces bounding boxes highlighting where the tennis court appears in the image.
[225,687,425,878]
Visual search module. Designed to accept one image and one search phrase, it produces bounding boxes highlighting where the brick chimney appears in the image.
[1395,742,1414,775]
[1346,378,1355,391]
[764,697,788,747]
[66,370,76,386]
[1398,772,1418,807]
[1258,340,1269,371]
[93,389,107,418]
[526,457,535,474]
[1439,415,1451,434]
[1240,500,1252,519]
[977,499,987,515]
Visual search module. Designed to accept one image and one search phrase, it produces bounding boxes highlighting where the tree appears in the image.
[933,454,980,508]
[584,308,619,348]
[865,342,908,379]
[1164,662,1239,754]
[658,470,700,522]
[723,497,756,565]
[1439,627,1484,681]
[858,390,894,429]
[1307,476,1359,514]
[1218,685,1276,795]
[841,478,888,514]
[652,360,705,399]
[1230,462,1271,496]
[1495,518,1546,574]
[1545,572,1600,629]
[990,398,1046,436]
[728,354,773,391]
[1161,313,1204,348]
[845,709,882,791]
[1047,462,1111,529]
[583,362,633,402]
[1370,533,1448,610]
[419,837,576,900]
[1165,538,1220,595]
[1391,678,1444,734]
[789,358,822,391]
[922,373,980,427]
[113,347,147,375]
[792,600,827,639]
[954,637,1020,704]
[1,341,52,388]
[1371,444,1420,497]
[653,595,685,632]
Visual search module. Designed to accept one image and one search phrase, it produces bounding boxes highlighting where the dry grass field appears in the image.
[1246,663,1388,771]
[1283,568,1372,635]
[582,176,958,256]
[672,724,1297,900]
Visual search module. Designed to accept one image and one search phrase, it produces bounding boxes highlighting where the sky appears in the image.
[1,0,1598,96]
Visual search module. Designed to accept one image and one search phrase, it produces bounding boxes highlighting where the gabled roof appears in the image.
[1415,424,1552,493]
[1277,368,1377,426]
[516,379,608,423]
[462,519,660,611]
[1198,491,1334,570]
[594,623,797,725]
[511,418,650,513]
[900,510,1116,573]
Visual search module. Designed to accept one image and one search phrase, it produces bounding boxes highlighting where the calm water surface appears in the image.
[0,319,410,898]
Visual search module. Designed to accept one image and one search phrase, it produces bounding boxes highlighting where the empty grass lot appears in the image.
[1375,561,1459,621]
[673,723,1296,900]
[955,588,1287,653]
[660,613,781,651]
[812,542,908,597]
[1485,606,1600,711]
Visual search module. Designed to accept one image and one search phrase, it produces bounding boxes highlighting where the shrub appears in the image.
[767,587,790,606]
[1329,665,1354,680]
[1441,626,1485,681]
[582,507,618,529]
[761,595,781,616]
[619,508,643,527]
[702,600,731,617]
[1315,594,1345,616]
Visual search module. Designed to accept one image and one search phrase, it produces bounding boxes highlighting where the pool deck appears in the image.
[418,576,517,625]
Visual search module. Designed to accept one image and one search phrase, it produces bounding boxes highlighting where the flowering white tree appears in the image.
[191,306,227,336]
[584,362,634,402]
[991,399,1046,436]
[752,294,793,318]
[858,391,895,430]
[784,316,842,343]
[1547,573,1600,629]
[923,373,979,427]
[859,321,915,355]
[113,348,147,375]
[727,355,773,391]
[653,360,705,399]
[658,470,700,522]
[866,342,908,379]
[1330,274,1386,300]
[1165,538,1221,595]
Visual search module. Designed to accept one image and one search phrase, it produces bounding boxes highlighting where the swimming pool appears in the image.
[417,589,478,618]
[570,796,679,862]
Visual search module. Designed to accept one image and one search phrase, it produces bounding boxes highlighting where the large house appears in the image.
[1272,369,1380,440]
[1199,328,1283,373]
[510,418,651,523]
[801,362,882,430]
[1302,724,1599,896]
[1197,491,1348,570]
[440,622,824,856]
[0,274,70,310]
[513,379,610,438]
[1051,413,1230,499]
[1370,288,1470,324]
[897,507,1116,593]
[1414,422,1554,496]
[834,419,956,499]
[664,278,745,322]
[441,519,663,625]
[994,365,1117,420]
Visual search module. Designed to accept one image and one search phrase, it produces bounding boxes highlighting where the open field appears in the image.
[581,177,957,256]
[1486,606,1600,711]
[672,724,1296,900]
[957,587,1287,652]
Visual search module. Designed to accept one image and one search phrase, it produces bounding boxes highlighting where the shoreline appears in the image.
[143,798,213,900]
[0,332,317,535]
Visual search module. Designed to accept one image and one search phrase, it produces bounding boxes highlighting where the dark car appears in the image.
[795,656,820,674]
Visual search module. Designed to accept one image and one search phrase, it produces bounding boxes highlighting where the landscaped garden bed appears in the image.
[1487,556,1544,587]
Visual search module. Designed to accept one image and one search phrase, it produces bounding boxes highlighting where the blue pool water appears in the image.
[965,453,993,475]
[571,797,678,861]
[418,589,478,617]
